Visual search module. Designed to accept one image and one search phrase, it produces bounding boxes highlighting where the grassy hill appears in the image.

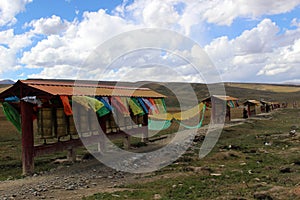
[0,85,11,93]
[1,81,300,108]
[226,82,300,93]
[140,82,300,108]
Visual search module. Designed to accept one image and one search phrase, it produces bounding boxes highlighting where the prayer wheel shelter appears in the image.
[270,102,281,109]
[0,79,166,175]
[202,95,239,124]
[243,100,261,117]
[260,100,272,113]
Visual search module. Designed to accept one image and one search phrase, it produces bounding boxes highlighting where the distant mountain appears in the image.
[0,79,15,85]
[283,82,300,86]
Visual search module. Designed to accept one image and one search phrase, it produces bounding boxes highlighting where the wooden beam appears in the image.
[34,139,83,157]
[34,126,148,163]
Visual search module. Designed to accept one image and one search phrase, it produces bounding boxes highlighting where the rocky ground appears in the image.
[0,158,131,199]
[0,127,210,200]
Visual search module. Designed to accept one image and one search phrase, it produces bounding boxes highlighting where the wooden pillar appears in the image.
[98,116,107,153]
[211,97,216,124]
[142,114,149,142]
[123,136,130,150]
[67,148,76,162]
[21,101,34,175]
[247,105,251,117]
[227,105,231,122]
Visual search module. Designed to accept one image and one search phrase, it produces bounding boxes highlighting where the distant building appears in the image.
[243,100,261,117]
[202,95,239,124]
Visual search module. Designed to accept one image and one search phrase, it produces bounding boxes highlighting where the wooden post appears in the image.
[142,114,149,142]
[21,101,34,175]
[67,148,76,162]
[247,105,250,117]
[98,116,107,153]
[227,105,231,122]
[211,97,216,124]
[123,136,130,150]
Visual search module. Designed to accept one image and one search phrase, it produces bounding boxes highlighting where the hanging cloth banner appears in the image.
[149,103,205,121]
[120,97,130,113]
[60,96,73,116]
[148,119,172,131]
[227,100,239,108]
[21,96,42,107]
[149,113,173,121]
[128,98,144,116]
[154,98,166,113]
[148,103,206,130]
[72,96,110,117]
[142,98,157,114]
[227,100,235,108]
[173,103,205,121]
[137,97,148,114]
[175,104,206,129]
[96,106,111,117]
[149,98,159,114]
[111,97,130,116]
[4,96,19,102]
[1,102,21,133]
[73,96,99,111]
[96,97,112,111]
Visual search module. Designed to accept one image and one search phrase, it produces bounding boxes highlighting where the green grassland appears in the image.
[84,108,300,200]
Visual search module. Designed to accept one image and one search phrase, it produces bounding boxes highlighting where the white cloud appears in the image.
[205,18,300,82]
[116,0,300,35]
[20,9,139,71]
[21,34,83,68]
[128,0,180,28]
[114,0,186,32]
[6,0,300,83]
[26,15,70,35]
[88,64,204,83]
[257,38,300,77]
[0,0,32,26]
[234,19,279,54]
[202,0,300,26]
[0,29,33,76]
[0,0,33,76]
[0,29,32,49]
[257,64,291,76]
[291,18,300,27]
[28,65,79,79]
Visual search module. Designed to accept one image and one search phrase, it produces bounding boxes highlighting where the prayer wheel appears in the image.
[37,107,55,139]
[56,108,68,138]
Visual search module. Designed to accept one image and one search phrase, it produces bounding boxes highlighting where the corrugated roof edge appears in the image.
[0,79,166,99]
[201,95,239,102]
[22,79,151,91]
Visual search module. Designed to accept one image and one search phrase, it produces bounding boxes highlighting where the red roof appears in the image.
[0,79,165,99]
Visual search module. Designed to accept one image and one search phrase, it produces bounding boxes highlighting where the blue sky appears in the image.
[14,0,124,30]
[0,0,300,83]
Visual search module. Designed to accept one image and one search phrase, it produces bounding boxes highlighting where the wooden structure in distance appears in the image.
[243,99,261,117]
[202,95,239,124]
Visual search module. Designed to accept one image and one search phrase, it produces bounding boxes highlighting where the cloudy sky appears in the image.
[0,0,300,83]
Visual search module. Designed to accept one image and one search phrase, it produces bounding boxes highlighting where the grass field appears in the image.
[226,82,300,93]
[84,108,300,200]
